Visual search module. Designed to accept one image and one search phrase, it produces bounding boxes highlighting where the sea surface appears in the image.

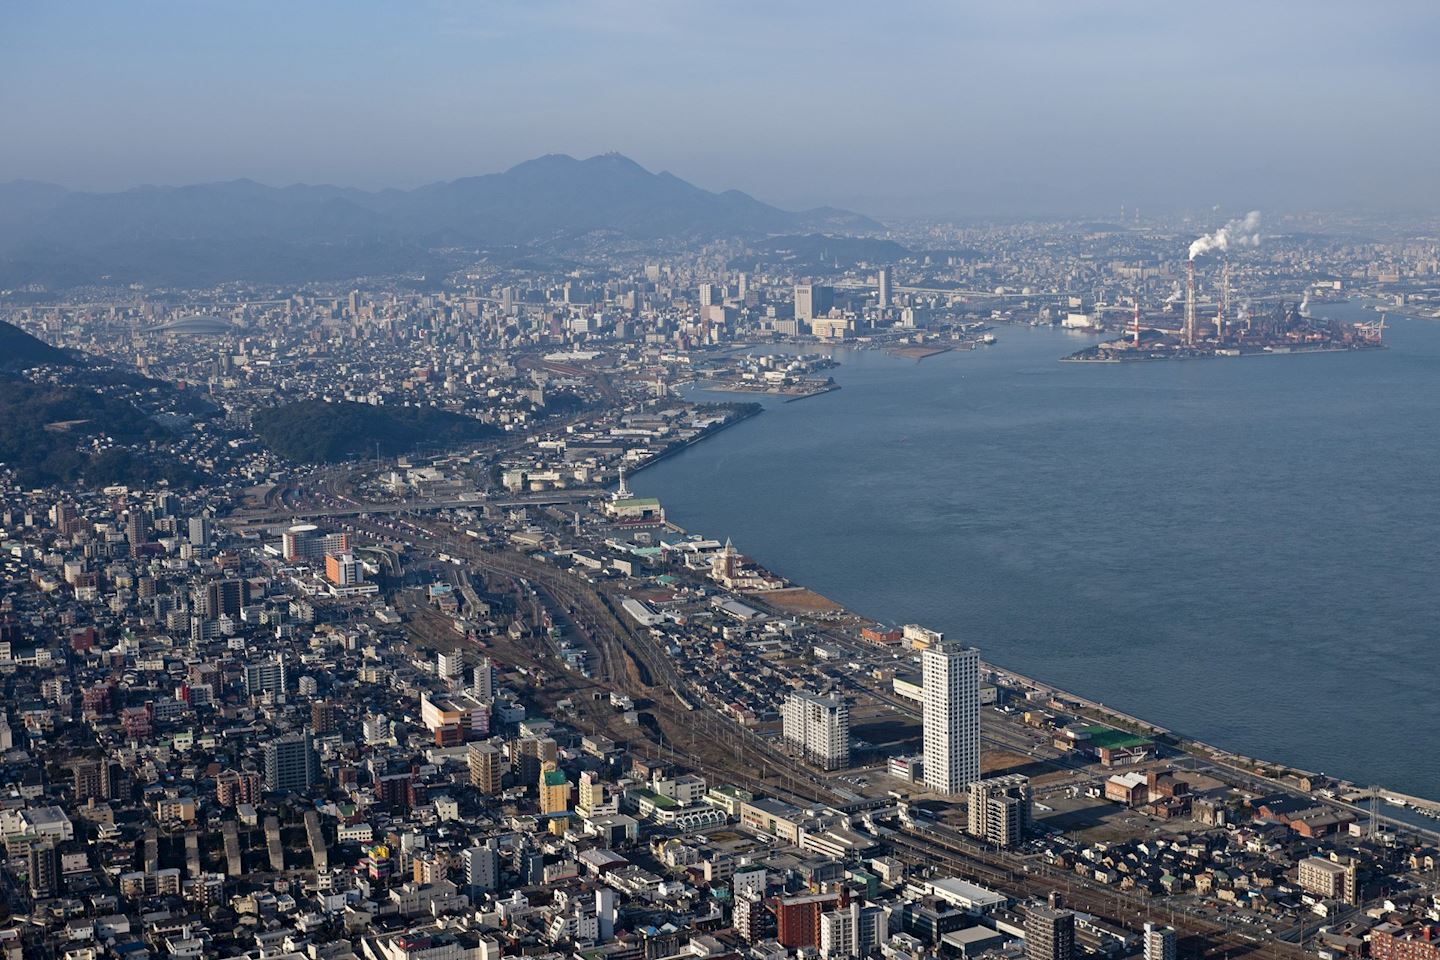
[633,302,1440,800]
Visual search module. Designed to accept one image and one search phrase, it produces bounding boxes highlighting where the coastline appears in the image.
[982,660,1440,823]
[687,377,840,403]
[1061,343,1386,363]
[627,402,764,478]
[739,567,1440,831]
[640,339,1440,819]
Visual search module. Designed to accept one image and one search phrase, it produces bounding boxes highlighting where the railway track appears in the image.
[357,513,1310,959]
[886,826,1302,960]
[402,522,850,802]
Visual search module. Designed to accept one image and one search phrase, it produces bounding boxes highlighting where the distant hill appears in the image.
[252,399,501,464]
[0,154,881,288]
[0,320,76,370]
[731,234,911,272]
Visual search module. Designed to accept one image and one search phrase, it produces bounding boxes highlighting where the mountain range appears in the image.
[0,153,879,288]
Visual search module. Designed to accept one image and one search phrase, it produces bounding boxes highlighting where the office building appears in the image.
[782,690,850,770]
[263,733,318,793]
[71,759,110,802]
[877,266,893,309]
[1299,855,1358,904]
[966,774,1033,848]
[281,524,349,562]
[539,763,572,814]
[1025,904,1075,960]
[471,657,497,700]
[27,842,61,899]
[244,656,287,699]
[1143,923,1177,960]
[325,552,361,587]
[514,735,558,790]
[437,650,464,682]
[202,578,245,618]
[922,641,980,795]
[468,741,504,794]
[126,510,149,556]
[464,840,500,893]
[363,713,391,746]
[794,282,834,323]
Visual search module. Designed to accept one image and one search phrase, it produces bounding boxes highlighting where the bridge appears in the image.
[831,277,1069,300]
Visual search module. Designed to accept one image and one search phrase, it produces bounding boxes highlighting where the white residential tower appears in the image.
[922,641,980,795]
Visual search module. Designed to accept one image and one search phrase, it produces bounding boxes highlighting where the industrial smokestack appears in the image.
[1216,259,1231,342]
[1186,258,1197,346]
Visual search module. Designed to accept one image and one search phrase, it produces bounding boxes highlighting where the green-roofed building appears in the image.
[540,766,572,814]
[1059,724,1155,766]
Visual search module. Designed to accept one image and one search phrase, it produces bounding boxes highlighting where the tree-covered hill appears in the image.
[252,399,500,463]
[0,374,196,488]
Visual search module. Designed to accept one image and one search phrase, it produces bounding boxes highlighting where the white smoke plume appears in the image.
[1188,210,1262,260]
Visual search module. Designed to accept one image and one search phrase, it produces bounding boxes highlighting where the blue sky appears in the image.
[2,0,1437,214]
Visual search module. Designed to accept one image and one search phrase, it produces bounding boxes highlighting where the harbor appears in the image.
[635,315,1440,803]
[1060,299,1388,363]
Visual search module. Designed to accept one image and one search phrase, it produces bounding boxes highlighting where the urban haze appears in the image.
[0,5,1438,960]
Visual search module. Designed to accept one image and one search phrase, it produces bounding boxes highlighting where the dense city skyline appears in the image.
[3,0,1439,214]
[4,5,1440,959]
[5,209,1439,959]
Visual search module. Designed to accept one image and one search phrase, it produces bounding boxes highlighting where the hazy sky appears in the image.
[3,0,1438,216]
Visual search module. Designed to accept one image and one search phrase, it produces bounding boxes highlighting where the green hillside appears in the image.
[0,374,196,488]
[252,399,500,463]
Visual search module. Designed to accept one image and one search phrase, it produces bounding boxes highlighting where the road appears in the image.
[885,824,1303,960]
[221,488,601,526]
[374,516,1305,959]
[270,477,1375,958]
